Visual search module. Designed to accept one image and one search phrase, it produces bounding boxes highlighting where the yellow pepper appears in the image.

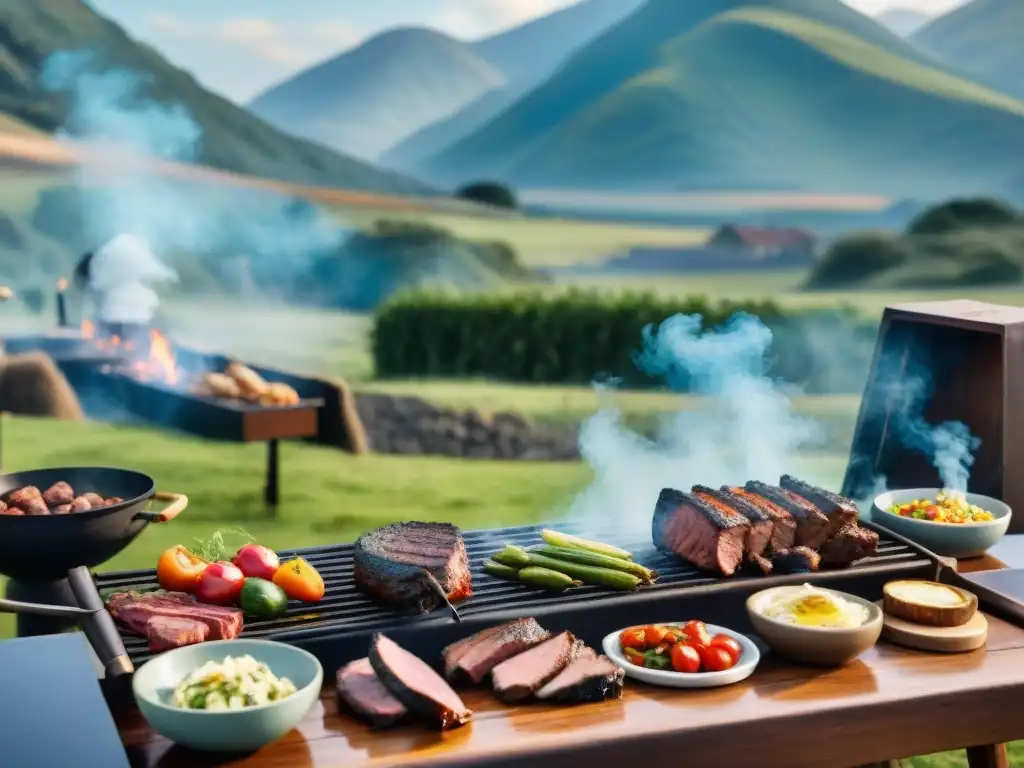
[272,557,325,603]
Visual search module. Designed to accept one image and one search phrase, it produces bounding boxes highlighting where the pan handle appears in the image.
[135,492,188,523]
[0,597,98,619]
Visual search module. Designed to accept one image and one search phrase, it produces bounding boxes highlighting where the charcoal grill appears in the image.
[94,519,940,674]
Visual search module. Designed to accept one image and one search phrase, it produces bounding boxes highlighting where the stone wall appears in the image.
[354,393,579,461]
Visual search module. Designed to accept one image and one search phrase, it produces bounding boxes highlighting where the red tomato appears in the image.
[620,628,647,651]
[232,544,281,580]
[623,648,647,666]
[670,643,701,673]
[644,624,668,647]
[195,561,245,605]
[699,645,736,672]
[681,620,711,648]
[709,635,742,664]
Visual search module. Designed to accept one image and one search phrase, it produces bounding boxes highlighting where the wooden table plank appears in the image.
[117,612,1024,768]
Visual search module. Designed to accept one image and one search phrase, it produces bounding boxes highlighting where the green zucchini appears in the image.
[532,545,658,582]
[540,529,633,560]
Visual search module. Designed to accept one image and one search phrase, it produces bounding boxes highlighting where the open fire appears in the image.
[80,320,181,387]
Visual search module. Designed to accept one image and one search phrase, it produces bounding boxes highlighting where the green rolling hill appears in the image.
[913,0,1024,99]
[421,1,1024,196]
[0,0,427,193]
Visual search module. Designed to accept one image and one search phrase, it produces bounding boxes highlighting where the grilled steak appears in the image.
[694,485,772,557]
[107,591,243,642]
[448,618,551,684]
[744,482,830,549]
[820,524,878,567]
[722,486,797,551]
[368,634,472,730]
[535,647,625,704]
[353,522,472,612]
[653,488,749,576]
[145,616,210,652]
[779,476,859,536]
[336,658,408,729]
[442,621,521,679]
[771,546,822,574]
[491,631,582,703]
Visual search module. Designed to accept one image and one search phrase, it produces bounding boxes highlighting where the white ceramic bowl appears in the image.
[601,624,760,688]
[872,489,1011,559]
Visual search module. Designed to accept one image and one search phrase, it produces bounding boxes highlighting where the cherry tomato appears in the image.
[644,624,668,647]
[195,561,245,605]
[670,642,701,673]
[232,543,280,580]
[623,647,647,666]
[681,620,712,648]
[620,627,647,651]
[156,545,208,593]
[699,645,737,672]
[709,635,742,664]
[663,629,685,645]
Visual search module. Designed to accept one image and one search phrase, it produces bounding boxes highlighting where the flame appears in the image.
[81,320,94,338]
[147,329,180,386]
[57,278,68,291]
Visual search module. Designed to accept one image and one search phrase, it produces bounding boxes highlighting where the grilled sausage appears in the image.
[42,481,74,507]
[8,486,48,515]
[226,363,268,401]
[261,382,300,407]
[70,496,93,512]
[81,492,106,507]
[204,372,242,399]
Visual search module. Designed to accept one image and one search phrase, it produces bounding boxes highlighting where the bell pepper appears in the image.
[272,557,325,603]
[156,545,208,593]
[232,544,280,581]
[195,561,245,605]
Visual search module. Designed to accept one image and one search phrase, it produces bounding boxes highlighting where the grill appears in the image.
[94,519,940,674]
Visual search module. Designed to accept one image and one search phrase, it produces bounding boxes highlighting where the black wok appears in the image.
[0,467,187,581]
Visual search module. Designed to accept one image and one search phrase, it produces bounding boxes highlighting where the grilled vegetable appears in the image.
[273,557,325,603]
[239,578,289,618]
[195,561,245,605]
[156,545,208,593]
[532,544,657,582]
[516,566,582,591]
[540,530,633,561]
[232,544,281,581]
[643,648,672,671]
[492,546,641,591]
[483,560,521,581]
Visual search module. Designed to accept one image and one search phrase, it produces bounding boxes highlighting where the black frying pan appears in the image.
[0,467,187,581]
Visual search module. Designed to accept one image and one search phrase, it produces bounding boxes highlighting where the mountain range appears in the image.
[875,7,933,36]
[0,0,428,194]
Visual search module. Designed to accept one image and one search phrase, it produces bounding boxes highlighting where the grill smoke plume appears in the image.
[565,313,822,540]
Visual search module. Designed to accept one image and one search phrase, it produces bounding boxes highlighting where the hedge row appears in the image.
[371,291,880,394]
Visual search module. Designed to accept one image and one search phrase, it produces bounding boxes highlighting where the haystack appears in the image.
[323,376,370,455]
[0,352,84,420]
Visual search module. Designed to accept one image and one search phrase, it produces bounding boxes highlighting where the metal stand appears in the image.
[264,438,279,507]
[5,578,78,637]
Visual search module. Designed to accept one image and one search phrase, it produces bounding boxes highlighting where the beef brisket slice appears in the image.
[722,486,797,551]
[744,482,830,549]
[450,617,551,684]
[144,616,210,652]
[336,658,408,729]
[535,648,625,704]
[107,591,243,641]
[819,525,879,567]
[779,475,859,536]
[491,631,582,703]
[694,485,772,557]
[369,634,471,730]
[353,522,472,611]
[652,488,749,576]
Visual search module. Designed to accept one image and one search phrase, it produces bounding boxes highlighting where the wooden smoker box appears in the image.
[842,299,1024,533]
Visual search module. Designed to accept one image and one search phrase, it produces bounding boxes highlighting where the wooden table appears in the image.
[116,554,1024,768]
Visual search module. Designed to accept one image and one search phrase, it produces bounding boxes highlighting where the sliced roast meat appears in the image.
[442,621,522,680]
[653,488,749,576]
[450,618,551,684]
[107,591,243,641]
[144,616,210,652]
[693,485,772,558]
[491,631,582,703]
[779,475,859,536]
[336,658,408,729]
[722,486,797,551]
[535,647,624,704]
[353,522,472,612]
[771,546,821,574]
[744,482,830,549]
[368,634,472,730]
[820,524,878,567]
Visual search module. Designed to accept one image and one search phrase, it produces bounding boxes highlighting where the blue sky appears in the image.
[88,0,970,103]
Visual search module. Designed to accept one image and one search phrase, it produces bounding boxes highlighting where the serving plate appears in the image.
[601,624,760,689]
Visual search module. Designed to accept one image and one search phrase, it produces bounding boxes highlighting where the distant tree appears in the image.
[907,197,1019,236]
[455,181,518,210]
[805,232,909,288]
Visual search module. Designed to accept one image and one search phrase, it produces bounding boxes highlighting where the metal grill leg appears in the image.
[264,438,279,507]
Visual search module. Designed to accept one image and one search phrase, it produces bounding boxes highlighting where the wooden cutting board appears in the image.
[876,602,988,653]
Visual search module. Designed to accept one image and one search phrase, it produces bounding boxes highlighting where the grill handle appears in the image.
[67,567,134,679]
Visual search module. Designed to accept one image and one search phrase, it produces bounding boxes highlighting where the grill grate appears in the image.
[94,520,937,669]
